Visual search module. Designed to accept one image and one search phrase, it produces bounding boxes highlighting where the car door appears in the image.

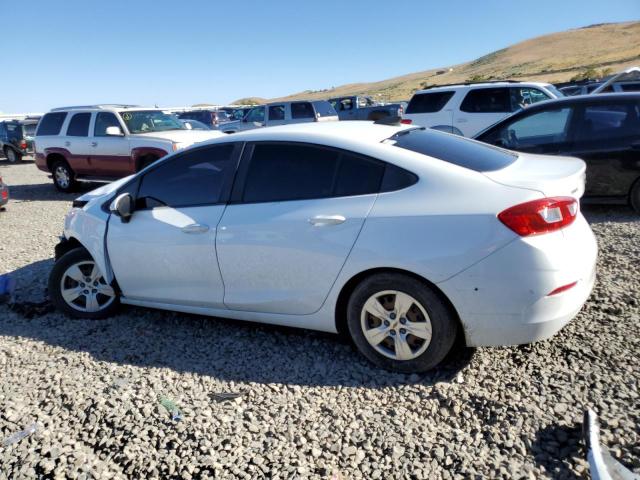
[63,112,94,173]
[106,143,241,306]
[455,87,512,137]
[566,100,640,197]
[216,142,385,315]
[90,112,132,176]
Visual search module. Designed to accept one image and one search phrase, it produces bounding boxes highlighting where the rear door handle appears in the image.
[91,142,98,147]
[308,215,346,226]
[181,223,210,234]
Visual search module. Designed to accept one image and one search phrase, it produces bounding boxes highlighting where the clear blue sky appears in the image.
[1,0,638,113]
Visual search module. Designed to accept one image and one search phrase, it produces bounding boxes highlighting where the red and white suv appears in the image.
[34,105,224,191]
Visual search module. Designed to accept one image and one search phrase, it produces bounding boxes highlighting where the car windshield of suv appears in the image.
[119,110,185,134]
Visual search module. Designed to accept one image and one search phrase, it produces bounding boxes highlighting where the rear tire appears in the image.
[5,147,21,163]
[346,273,458,373]
[51,159,77,192]
[630,178,640,214]
[48,247,119,319]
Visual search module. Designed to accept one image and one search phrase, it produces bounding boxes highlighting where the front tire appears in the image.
[51,159,77,192]
[347,273,458,373]
[629,178,640,214]
[5,147,21,163]
[48,248,119,319]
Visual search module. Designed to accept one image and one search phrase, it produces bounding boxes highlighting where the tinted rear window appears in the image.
[36,112,68,136]
[388,128,517,172]
[406,91,455,114]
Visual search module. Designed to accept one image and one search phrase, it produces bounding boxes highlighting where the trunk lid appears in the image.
[483,152,586,198]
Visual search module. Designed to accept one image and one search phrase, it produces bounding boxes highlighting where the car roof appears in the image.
[211,120,410,144]
[414,81,552,94]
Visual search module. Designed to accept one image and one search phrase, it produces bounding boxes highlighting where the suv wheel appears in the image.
[48,248,119,319]
[51,160,77,192]
[5,147,20,163]
[347,273,458,373]
[630,178,640,214]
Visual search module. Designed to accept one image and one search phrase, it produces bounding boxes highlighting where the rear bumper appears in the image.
[438,214,598,347]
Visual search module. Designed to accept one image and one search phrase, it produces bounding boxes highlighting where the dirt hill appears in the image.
[254,21,639,104]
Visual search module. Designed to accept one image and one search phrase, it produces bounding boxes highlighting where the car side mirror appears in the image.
[105,126,124,136]
[110,193,133,222]
[253,121,264,127]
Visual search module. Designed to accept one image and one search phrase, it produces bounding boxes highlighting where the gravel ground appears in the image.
[0,160,638,479]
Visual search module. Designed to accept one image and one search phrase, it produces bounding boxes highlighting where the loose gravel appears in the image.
[0,160,638,479]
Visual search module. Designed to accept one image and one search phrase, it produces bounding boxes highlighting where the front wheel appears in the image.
[48,248,119,319]
[51,160,77,192]
[629,178,640,214]
[347,273,458,373]
[6,147,21,163]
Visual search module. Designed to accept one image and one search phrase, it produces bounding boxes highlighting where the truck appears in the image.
[327,96,404,121]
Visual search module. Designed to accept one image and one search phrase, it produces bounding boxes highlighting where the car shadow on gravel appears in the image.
[581,204,638,224]
[1,260,475,388]
[3,181,103,202]
[530,423,584,479]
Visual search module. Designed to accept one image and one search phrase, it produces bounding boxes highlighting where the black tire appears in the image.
[51,159,77,192]
[629,178,640,214]
[347,273,458,373]
[48,247,120,319]
[5,147,21,163]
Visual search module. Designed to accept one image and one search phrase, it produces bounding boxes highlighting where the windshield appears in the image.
[119,110,185,134]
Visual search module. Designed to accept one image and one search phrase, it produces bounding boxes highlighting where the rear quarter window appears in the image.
[388,128,517,172]
[406,91,455,114]
[36,112,68,136]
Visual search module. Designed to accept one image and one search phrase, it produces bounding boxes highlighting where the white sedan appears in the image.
[49,121,597,372]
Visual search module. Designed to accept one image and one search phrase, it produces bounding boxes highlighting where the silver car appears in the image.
[220,100,338,133]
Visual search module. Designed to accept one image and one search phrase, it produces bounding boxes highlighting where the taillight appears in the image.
[400,119,412,124]
[498,197,578,236]
[20,140,27,149]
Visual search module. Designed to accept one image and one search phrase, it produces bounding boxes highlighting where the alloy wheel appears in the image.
[6,149,17,163]
[54,165,70,189]
[360,290,432,361]
[59,261,116,312]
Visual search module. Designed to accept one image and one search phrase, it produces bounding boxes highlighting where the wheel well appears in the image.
[46,153,68,172]
[136,154,159,172]
[334,267,465,340]
[54,237,85,261]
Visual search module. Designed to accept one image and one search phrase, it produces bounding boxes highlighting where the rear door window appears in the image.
[406,91,455,114]
[36,112,68,136]
[291,102,314,119]
[66,113,92,137]
[575,102,640,143]
[241,143,385,203]
[460,88,511,113]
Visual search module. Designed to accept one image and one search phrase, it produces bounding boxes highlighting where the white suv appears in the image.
[403,82,563,137]
[34,105,224,191]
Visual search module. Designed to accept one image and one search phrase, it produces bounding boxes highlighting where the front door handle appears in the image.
[181,223,210,234]
[91,142,98,147]
[308,215,346,226]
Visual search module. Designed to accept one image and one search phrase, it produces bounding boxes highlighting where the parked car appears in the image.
[327,96,404,121]
[49,121,596,373]
[475,93,640,212]
[557,67,640,96]
[220,101,338,133]
[403,81,563,137]
[0,119,37,162]
[0,175,8,208]
[177,109,231,129]
[34,105,224,192]
[178,119,211,130]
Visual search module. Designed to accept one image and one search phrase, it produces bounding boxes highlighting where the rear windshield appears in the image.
[386,128,517,172]
[406,91,455,114]
[36,112,68,136]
